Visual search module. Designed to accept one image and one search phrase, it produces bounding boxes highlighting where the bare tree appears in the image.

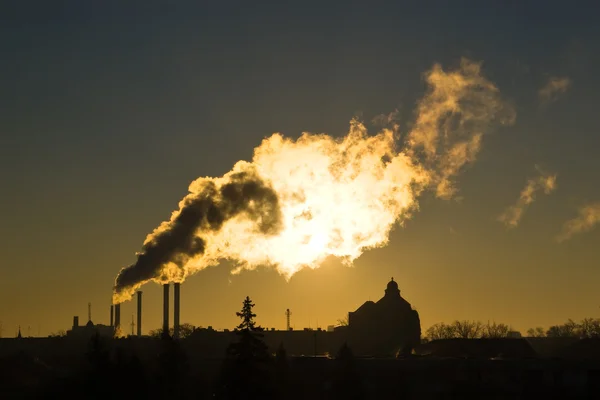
[482,321,510,338]
[546,319,579,337]
[577,318,600,338]
[425,323,456,341]
[526,327,546,337]
[149,323,196,339]
[336,316,349,327]
[452,320,483,339]
[49,329,66,337]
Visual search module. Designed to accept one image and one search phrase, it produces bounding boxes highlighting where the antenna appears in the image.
[130,314,135,336]
[88,302,92,322]
[285,309,292,331]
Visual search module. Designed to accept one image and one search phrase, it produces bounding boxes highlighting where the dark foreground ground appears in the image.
[2,336,600,399]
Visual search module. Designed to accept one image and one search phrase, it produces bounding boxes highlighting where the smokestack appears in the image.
[73,316,79,328]
[110,305,114,327]
[137,291,142,337]
[174,283,181,339]
[114,303,121,330]
[163,283,169,336]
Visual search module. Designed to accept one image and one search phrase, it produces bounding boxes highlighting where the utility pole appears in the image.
[0,321,3,338]
[285,309,292,331]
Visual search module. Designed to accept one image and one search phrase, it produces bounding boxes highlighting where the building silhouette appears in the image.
[346,278,421,356]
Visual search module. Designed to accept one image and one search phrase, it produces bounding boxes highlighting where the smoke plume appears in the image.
[539,76,571,106]
[498,167,557,228]
[114,166,283,299]
[556,202,600,242]
[113,58,514,303]
[407,58,516,199]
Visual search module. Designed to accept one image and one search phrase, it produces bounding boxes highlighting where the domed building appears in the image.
[347,278,421,356]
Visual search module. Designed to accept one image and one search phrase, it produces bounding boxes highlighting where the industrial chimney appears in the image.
[163,283,169,336]
[110,305,114,327]
[137,291,142,337]
[114,303,121,330]
[174,283,181,339]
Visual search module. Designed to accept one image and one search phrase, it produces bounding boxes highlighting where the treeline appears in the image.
[527,318,600,338]
[148,323,196,339]
[424,320,513,341]
[425,318,600,341]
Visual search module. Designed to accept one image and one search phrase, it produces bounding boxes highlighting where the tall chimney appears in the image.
[114,303,121,330]
[110,305,114,327]
[174,283,181,339]
[163,284,170,336]
[137,291,142,337]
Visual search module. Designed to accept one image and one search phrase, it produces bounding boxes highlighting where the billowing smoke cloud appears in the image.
[539,76,571,105]
[556,202,600,242]
[114,166,283,298]
[113,58,514,303]
[407,58,516,199]
[498,167,557,228]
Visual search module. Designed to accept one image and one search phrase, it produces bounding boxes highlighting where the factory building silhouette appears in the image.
[60,278,421,357]
[6,279,600,398]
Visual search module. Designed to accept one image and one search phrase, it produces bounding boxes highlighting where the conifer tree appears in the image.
[217,296,274,399]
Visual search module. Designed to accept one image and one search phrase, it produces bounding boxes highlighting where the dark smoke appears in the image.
[114,168,282,297]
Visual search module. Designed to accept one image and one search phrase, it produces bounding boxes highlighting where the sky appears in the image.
[1,0,600,337]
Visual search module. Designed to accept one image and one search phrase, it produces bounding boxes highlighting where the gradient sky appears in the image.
[1,1,600,337]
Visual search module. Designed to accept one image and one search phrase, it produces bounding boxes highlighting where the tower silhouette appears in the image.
[285,309,292,331]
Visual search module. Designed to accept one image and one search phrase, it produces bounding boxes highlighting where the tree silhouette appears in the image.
[527,327,546,337]
[216,296,273,399]
[425,322,456,340]
[149,322,196,339]
[274,342,289,399]
[235,296,260,331]
[482,322,510,338]
[578,318,600,338]
[331,343,365,400]
[83,333,113,396]
[546,319,579,337]
[154,334,190,397]
[425,320,513,341]
[453,320,484,339]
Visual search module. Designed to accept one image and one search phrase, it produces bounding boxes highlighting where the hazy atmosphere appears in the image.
[1,1,600,338]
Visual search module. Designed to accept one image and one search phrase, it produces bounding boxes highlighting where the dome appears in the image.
[384,277,400,297]
[386,278,399,291]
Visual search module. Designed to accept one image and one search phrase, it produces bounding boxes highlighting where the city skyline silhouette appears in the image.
[1,1,599,344]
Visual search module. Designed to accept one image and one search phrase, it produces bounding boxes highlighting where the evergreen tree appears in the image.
[331,343,365,400]
[274,342,289,399]
[217,296,274,399]
[227,296,270,363]
[155,334,189,397]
